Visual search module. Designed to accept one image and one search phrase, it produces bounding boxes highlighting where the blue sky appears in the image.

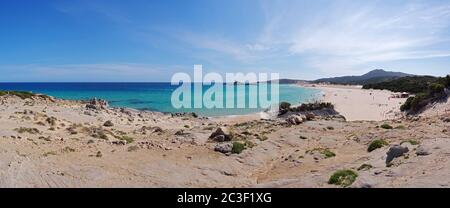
[1,0,450,82]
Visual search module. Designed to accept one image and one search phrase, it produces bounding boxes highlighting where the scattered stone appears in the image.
[15,127,40,134]
[46,116,57,126]
[416,146,431,156]
[112,140,126,145]
[212,135,226,142]
[350,174,376,188]
[214,143,233,154]
[120,108,134,117]
[127,145,139,152]
[209,127,233,142]
[305,113,315,121]
[86,98,109,110]
[103,120,114,127]
[386,145,409,164]
[96,151,102,158]
[286,115,305,125]
[175,130,189,136]
[152,126,163,133]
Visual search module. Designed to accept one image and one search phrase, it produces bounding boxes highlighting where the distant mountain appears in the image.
[260,79,307,84]
[313,69,414,85]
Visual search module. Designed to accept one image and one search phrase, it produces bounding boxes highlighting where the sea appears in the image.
[0,83,321,117]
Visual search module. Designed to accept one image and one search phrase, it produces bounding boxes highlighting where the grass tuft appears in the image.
[328,169,358,187]
[367,139,388,152]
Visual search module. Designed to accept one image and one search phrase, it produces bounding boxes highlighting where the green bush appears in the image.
[232,142,245,154]
[380,123,393,129]
[357,164,373,171]
[362,76,439,94]
[446,75,450,87]
[279,102,291,110]
[400,139,420,145]
[307,148,336,158]
[0,91,37,99]
[328,170,358,187]
[368,139,388,152]
[410,93,429,111]
[400,97,413,111]
[119,136,135,143]
[291,102,334,112]
[428,83,445,95]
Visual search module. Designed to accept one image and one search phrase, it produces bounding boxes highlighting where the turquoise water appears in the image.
[0,83,320,116]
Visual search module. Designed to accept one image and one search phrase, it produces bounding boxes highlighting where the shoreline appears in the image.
[2,84,403,122]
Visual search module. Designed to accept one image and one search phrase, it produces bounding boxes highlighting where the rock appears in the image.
[305,113,315,121]
[103,120,114,127]
[152,126,163,133]
[286,115,305,125]
[386,145,409,164]
[96,151,102,157]
[209,127,233,142]
[86,98,109,110]
[214,143,233,154]
[350,174,377,188]
[112,140,126,145]
[127,145,139,152]
[118,108,134,117]
[416,146,431,156]
[212,135,226,142]
[443,117,450,122]
[400,142,414,150]
[175,130,189,136]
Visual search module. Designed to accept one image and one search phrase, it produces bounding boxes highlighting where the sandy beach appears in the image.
[303,84,407,121]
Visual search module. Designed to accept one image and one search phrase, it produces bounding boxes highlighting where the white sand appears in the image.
[305,84,407,121]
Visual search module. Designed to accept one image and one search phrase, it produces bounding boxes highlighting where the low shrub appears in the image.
[232,142,245,154]
[400,139,420,145]
[357,164,373,171]
[368,139,388,152]
[119,136,135,144]
[307,148,336,158]
[328,169,358,187]
[380,123,393,129]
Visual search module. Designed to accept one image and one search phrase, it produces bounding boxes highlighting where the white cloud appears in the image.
[259,0,450,74]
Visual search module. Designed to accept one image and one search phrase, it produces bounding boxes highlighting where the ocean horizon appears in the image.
[0,82,321,116]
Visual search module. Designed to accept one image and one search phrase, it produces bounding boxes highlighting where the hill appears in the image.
[313,69,413,85]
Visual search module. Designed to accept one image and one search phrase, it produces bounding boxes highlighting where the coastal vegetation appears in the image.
[380,123,393,129]
[328,169,358,187]
[368,139,388,152]
[279,101,334,115]
[0,91,37,99]
[357,164,373,171]
[231,142,245,154]
[307,148,336,158]
[363,75,450,113]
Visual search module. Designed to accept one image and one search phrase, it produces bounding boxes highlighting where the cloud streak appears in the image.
[259,0,450,74]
